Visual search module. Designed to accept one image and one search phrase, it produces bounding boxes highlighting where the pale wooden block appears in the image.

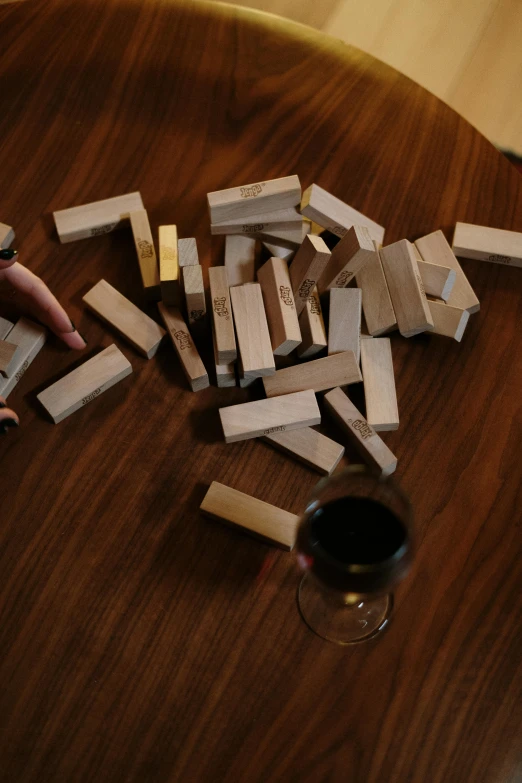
[250,225,303,250]
[296,286,327,358]
[211,207,302,235]
[360,338,399,431]
[53,192,144,244]
[452,222,522,268]
[0,316,14,340]
[328,288,362,362]
[355,242,397,336]
[317,226,375,293]
[257,257,302,356]
[209,266,236,364]
[301,183,385,244]
[414,230,479,314]
[213,325,236,388]
[417,259,456,301]
[200,481,299,550]
[380,239,434,337]
[37,345,132,424]
[129,209,161,302]
[159,225,181,307]
[219,389,320,443]
[83,279,166,359]
[177,238,199,268]
[262,241,295,262]
[289,235,331,316]
[263,427,345,475]
[208,175,301,223]
[427,300,470,342]
[324,387,397,477]
[0,340,21,378]
[263,351,362,397]
[0,222,15,249]
[225,235,256,286]
[230,283,275,377]
[183,265,206,326]
[158,303,209,391]
[0,318,47,399]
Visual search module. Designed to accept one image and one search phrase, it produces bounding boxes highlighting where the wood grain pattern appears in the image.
[415,229,480,314]
[452,221,522,268]
[219,389,321,443]
[263,351,362,397]
[0,339,20,377]
[296,285,327,358]
[208,175,301,222]
[0,317,46,398]
[230,283,275,377]
[257,256,301,355]
[0,316,14,340]
[360,337,399,431]
[53,191,143,243]
[417,259,456,301]
[317,225,375,293]
[328,287,362,361]
[427,299,471,342]
[224,235,257,286]
[210,206,302,235]
[209,266,237,364]
[158,303,209,391]
[380,239,434,337]
[301,183,385,243]
[129,209,161,301]
[0,221,14,249]
[263,426,345,475]
[0,1,521,781]
[356,241,397,336]
[289,234,331,316]
[159,224,181,307]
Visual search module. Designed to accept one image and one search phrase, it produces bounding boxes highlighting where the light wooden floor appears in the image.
[217,0,522,155]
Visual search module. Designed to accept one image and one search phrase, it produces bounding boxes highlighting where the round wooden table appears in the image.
[1,1,521,780]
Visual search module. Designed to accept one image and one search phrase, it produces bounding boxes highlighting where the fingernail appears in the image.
[69,319,77,333]
[0,248,18,261]
[77,330,87,344]
[0,417,19,434]
[0,402,6,409]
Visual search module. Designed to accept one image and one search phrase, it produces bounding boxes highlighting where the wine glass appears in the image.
[295,466,412,645]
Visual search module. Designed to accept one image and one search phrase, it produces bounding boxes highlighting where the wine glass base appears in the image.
[297,572,393,645]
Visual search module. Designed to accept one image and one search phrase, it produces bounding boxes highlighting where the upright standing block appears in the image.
[209,266,237,363]
[452,222,522,268]
[317,226,375,293]
[355,242,397,336]
[83,279,166,358]
[380,239,434,337]
[263,351,361,398]
[0,222,15,249]
[417,259,456,301]
[0,341,21,378]
[414,230,479,314]
[200,482,299,551]
[360,338,399,431]
[230,284,275,377]
[0,318,47,399]
[210,207,302,235]
[219,389,320,443]
[301,184,385,244]
[289,235,331,315]
[0,316,14,340]
[208,175,301,223]
[324,387,397,476]
[328,288,362,362]
[159,225,181,306]
[257,257,302,356]
[213,326,236,388]
[178,238,199,268]
[224,235,256,286]
[37,345,132,424]
[297,287,327,359]
[183,265,206,326]
[427,300,470,341]
[129,210,161,302]
[263,427,345,475]
[53,192,144,243]
[158,304,209,391]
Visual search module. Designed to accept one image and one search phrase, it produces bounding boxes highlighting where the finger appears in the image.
[0,406,20,434]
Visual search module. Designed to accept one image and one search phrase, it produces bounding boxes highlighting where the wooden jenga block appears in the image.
[289,235,331,316]
[317,226,375,293]
[414,230,479,314]
[360,338,399,431]
[380,239,434,337]
[208,175,301,223]
[0,316,14,340]
[53,192,144,243]
[355,242,397,336]
[250,225,303,250]
[158,303,209,391]
[183,265,206,326]
[263,351,361,397]
[224,235,256,286]
[297,287,327,358]
[0,318,47,399]
[177,238,199,268]
[262,241,295,262]
[230,283,275,377]
[417,259,456,301]
[200,481,299,550]
[159,225,181,306]
[263,427,345,475]
[328,288,362,362]
[301,183,385,244]
[452,222,522,268]
[37,345,132,424]
[257,257,302,356]
[129,209,161,301]
[324,387,397,476]
[209,266,236,363]
[219,389,320,443]
[0,222,15,249]
[427,300,470,341]
[0,340,21,378]
[210,207,302,235]
[213,327,236,388]
[83,279,166,359]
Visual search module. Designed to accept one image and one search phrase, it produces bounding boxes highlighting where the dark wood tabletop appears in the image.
[1,0,521,780]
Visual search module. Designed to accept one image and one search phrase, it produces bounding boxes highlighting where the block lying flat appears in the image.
[297,286,327,359]
[37,344,132,424]
[250,225,303,250]
[178,238,199,268]
[414,230,479,314]
[452,222,522,268]
[263,427,345,475]
[356,242,397,336]
[130,209,161,301]
[360,338,399,431]
[158,303,209,391]
[417,259,456,301]
[317,226,375,293]
[0,316,14,340]
[289,235,331,316]
[209,266,237,364]
[324,387,397,476]
[200,481,299,550]
[427,300,470,341]
[225,235,256,286]
[0,340,21,378]
[53,192,144,243]
[83,279,166,358]
[257,257,301,355]
[208,175,301,223]
[0,222,15,249]
[210,207,302,235]
[219,389,320,443]
[300,183,385,244]
[263,351,361,398]
[0,318,47,399]
[159,225,181,307]
[380,239,434,337]
[230,283,275,378]
[183,265,206,326]
[328,288,362,362]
